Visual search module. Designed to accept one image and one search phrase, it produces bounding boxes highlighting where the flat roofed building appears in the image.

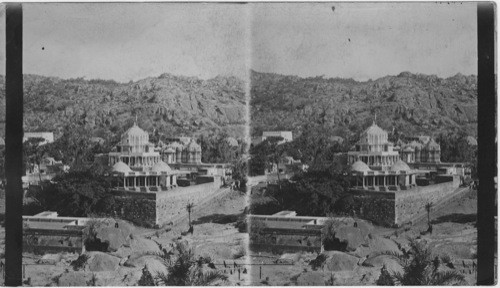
[24,132,54,145]
[262,131,293,144]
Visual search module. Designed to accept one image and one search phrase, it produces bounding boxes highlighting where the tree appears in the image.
[23,137,46,177]
[437,131,478,179]
[383,238,465,285]
[425,202,433,226]
[153,241,227,286]
[231,157,248,190]
[376,265,395,286]
[138,265,155,286]
[25,169,116,217]
[186,202,195,227]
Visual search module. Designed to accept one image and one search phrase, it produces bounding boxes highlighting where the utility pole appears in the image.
[5,3,23,286]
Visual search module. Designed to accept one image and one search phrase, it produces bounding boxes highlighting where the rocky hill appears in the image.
[250,71,477,138]
[0,73,247,140]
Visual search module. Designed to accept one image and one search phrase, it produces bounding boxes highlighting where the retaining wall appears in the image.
[112,176,222,227]
[395,176,460,225]
[348,176,460,227]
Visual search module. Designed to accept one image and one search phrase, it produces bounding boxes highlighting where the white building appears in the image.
[262,131,293,144]
[24,132,54,145]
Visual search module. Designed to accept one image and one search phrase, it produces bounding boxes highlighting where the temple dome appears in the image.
[365,123,386,135]
[351,160,371,172]
[403,145,415,152]
[151,161,172,172]
[164,147,175,153]
[123,123,147,138]
[112,161,132,173]
[358,122,388,145]
[425,138,440,151]
[187,140,201,152]
[391,160,411,171]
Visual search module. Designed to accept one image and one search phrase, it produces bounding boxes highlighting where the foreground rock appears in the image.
[57,271,88,286]
[86,251,121,272]
[296,271,325,286]
[322,251,359,272]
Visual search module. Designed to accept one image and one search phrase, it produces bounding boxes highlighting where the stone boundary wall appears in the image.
[112,177,223,227]
[112,191,157,227]
[348,189,396,227]
[395,176,460,225]
[347,176,460,227]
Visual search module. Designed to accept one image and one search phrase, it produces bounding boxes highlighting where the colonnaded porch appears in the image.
[347,154,401,167]
[114,174,178,192]
[351,173,417,192]
[109,154,161,168]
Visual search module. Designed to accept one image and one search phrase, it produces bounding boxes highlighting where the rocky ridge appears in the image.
[251,71,477,138]
[0,73,247,140]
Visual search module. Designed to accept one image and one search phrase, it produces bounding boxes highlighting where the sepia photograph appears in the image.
[0,1,496,286]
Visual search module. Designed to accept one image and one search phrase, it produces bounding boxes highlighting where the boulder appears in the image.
[86,251,121,272]
[363,255,403,274]
[58,271,87,286]
[94,220,134,252]
[39,253,61,264]
[296,271,325,286]
[323,251,359,272]
[334,226,366,251]
[352,236,400,258]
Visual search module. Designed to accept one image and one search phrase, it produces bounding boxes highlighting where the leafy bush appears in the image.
[70,254,90,271]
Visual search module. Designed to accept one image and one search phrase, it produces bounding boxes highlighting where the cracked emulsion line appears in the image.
[243,3,253,282]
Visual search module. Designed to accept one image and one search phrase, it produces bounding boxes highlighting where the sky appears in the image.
[0,2,477,82]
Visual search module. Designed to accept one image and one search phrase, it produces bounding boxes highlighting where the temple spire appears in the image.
[373,113,377,125]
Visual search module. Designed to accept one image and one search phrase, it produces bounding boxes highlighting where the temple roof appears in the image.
[123,122,148,138]
[408,140,423,149]
[425,138,440,150]
[187,140,201,152]
[164,147,175,153]
[112,161,132,173]
[151,160,172,172]
[403,145,415,152]
[351,160,371,172]
[390,160,411,171]
[168,141,184,150]
[364,122,387,136]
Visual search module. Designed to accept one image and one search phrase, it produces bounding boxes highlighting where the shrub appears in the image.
[138,265,155,286]
[440,254,451,264]
[70,254,89,271]
[310,254,327,271]
[376,265,395,285]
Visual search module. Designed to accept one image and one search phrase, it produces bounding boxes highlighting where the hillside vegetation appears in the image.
[0,73,247,141]
[251,71,477,139]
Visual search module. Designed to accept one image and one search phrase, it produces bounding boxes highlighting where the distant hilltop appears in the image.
[0,70,477,141]
[250,70,477,138]
[0,73,247,140]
